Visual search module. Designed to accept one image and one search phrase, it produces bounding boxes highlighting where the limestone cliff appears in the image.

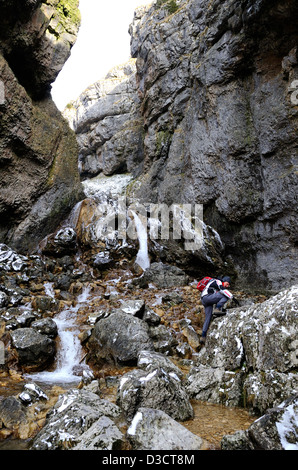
[69,0,297,291]
[0,0,83,252]
[128,0,298,291]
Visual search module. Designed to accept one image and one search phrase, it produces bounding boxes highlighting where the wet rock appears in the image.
[31,388,122,450]
[0,244,28,272]
[142,306,161,325]
[41,227,77,257]
[19,383,49,406]
[0,396,27,431]
[137,350,183,380]
[31,295,57,313]
[116,367,193,422]
[179,319,200,350]
[118,299,145,318]
[10,327,56,370]
[148,323,178,355]
[0,291,8,308]
[134,262,189,288]
[88,310,154,365]
[93,251,113,270]
[31,318,58,338]
[71,416,125,450]
[127,407,205,450]
[15,311,36,328]
[221,395,298,450]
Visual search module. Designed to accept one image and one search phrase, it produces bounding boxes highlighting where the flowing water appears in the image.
[131,210,150,271]
[25,286,92,387]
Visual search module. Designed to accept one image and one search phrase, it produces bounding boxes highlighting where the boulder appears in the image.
[116,367,193,422]
[127,407,205,450]
[71,416,125,450]
[221,395,298,450]
[88,309,154,365]
[41,227,77,257]
[134,262,189,288]
[31,388,122,450]
[137,350,183,380]
[0,396,27,431]
[185,286,298,413]
[31,318,58,338]
[10,327,56,370]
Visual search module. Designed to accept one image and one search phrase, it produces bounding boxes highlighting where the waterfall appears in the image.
[26,286,92,385]
[131,211,150,271]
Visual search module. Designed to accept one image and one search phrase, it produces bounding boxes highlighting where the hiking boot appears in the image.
[199,336,206,345]
[213,307,227,316]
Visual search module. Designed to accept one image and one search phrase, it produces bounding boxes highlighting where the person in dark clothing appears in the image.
[200,276,232,345]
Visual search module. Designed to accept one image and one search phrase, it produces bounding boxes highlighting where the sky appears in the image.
[51,0,153,110]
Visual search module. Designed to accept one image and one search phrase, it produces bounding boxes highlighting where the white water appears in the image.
[131,210,150,271]
[26,286,92,385]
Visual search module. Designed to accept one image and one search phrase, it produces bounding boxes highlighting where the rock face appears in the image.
[0,0,83,253]
[67,0,298,291]
[128,0,298,291]
[185,285,298,414]
[64,60,144,180]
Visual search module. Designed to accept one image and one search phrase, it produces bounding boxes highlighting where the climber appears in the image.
[199,276,233,345]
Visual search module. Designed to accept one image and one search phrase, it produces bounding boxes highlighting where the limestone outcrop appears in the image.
[0,0,83,252]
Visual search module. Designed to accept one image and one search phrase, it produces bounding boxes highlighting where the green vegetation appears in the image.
[155,0,179,15]
[56,0,81,28]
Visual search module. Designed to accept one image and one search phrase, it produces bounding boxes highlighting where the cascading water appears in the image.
[26,286,92,385]
[131,210,150,271]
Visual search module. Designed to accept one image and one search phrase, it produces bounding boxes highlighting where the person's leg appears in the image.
[214,293,228,311]
[201,303,213,338]
[201,293,228,342]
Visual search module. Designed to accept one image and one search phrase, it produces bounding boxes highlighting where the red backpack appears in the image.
[197,276,213,292]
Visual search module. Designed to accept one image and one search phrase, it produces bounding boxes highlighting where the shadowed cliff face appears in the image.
[0,0,83,252]
[126,0,298,290]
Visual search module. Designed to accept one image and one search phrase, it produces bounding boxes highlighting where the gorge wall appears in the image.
[0,0,297,293]
[68,0,298,292]
[0,0,83,253]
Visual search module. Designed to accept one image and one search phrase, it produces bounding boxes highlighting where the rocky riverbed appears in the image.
[0,239,297,450]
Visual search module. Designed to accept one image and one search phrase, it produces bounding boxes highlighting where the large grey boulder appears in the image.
[10,327,56,370]
[116,367,193,422]
[186,286,298,414]
[31,388,122,450]
[133,262,189,288]
[127,407,205,450]
[88,309,154,366]
[221,395,298,450]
